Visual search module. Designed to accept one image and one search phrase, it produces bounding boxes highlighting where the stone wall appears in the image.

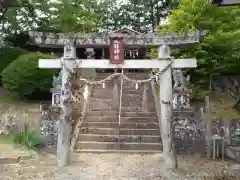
[0,105,41,135]
[39,69,96,153]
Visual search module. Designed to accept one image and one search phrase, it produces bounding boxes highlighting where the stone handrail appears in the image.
[69,85,92,152]
[149,73,161,126]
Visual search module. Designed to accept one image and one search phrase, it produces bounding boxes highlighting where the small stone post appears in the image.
[158,45,177,169]
[57,43,76,167]
[223,118,232,145]
[205,95,212,159]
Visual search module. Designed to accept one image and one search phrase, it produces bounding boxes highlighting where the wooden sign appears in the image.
[109,37,124,64]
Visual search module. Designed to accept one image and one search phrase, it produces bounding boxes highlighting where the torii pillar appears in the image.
[158,45,177,169]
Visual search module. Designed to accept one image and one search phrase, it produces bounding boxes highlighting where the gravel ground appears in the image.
[1,150,240,180]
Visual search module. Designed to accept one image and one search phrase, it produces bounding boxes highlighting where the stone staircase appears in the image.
[74,73,162,153]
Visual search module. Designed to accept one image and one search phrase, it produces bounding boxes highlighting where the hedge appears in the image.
[2,52,58,98]
[0,47,28,73]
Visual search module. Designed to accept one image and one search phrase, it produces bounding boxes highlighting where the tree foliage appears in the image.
[1,0,179,38]
[0,46,27,73]
[94,0,178,33]
[42,0,98,33]
[1,0,99,46]
[159,0,240,89]
[2,52,57,98]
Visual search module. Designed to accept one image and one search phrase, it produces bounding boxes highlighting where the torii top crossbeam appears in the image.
[29,30,204,47]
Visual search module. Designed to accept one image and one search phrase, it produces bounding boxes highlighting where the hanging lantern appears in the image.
[109,36,124,64]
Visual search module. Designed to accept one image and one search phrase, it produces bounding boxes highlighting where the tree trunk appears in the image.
[150,0,155,32]
[0,7,8,23]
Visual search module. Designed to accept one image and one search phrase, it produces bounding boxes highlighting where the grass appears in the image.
[0,134,15,144]
[0,88,44,150]
[0,129,44,150]
[13,128,44,150]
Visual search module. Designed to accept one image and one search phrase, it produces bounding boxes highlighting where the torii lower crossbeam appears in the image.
[39,59,197,69]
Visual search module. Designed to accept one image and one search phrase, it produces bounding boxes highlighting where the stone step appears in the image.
[121,103,143,107]
[71,150,162,154]
[88,106,116,111]
[91,85,145,92]
[122,86,144,90]
[88,107,147,112]
[96,73,149,77]
[88,107,156,113]
[86,110,193,117]
[122,90,143,95]
[75,141,162,151]
[91,88,144,94]
[80,127,160,136]
[87,107,117,111]
[85,116,158,123]
[122,93,142,97]
[82,122,159,129]
[120,106,142,111]
[120,107,156,112]
[86,111,157,117]
[91,92,113,98]
[78,134,161,143]
[89,97,113,102]
[173,117,197,121]
[90,95,144,100]
[88,102,143,108]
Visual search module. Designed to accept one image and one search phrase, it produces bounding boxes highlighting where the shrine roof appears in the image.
[113,27,143,35]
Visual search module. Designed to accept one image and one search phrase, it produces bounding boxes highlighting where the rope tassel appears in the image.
[135,83,139,89]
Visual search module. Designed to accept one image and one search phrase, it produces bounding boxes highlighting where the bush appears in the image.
[13,128,44,149]
[0,47,27,74]
[2,52,58,98]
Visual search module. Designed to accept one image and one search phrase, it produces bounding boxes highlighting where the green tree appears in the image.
[49,0,98,33]
[0,47,27,73]
[1,0,52,45]
[1,0,99,45]
[94,0,178,33]
[2,52,57,98]
[158,0,240,89]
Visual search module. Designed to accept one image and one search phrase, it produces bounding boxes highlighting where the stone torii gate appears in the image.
[38,32,199,169]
